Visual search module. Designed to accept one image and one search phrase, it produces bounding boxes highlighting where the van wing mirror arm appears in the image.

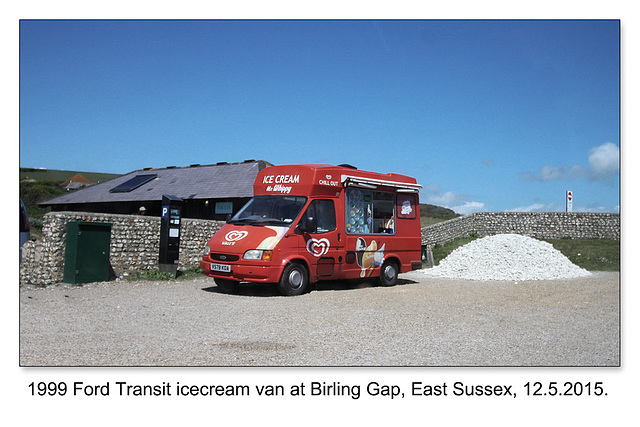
[298,215,316,233]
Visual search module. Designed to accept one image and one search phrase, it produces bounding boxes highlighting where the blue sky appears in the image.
[19,20,620,214]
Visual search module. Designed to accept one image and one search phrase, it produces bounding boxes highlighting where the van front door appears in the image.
[297,199,342,281]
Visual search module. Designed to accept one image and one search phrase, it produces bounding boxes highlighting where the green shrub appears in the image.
[127,265,204,281]
[128,270,176,281]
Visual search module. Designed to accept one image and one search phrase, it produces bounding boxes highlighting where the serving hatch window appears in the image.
[346,188,395,235]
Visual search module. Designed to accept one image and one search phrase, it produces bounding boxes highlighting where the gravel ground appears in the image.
[19,271,619,367]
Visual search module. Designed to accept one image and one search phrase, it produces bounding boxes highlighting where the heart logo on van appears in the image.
[307,238,330,257]
[225,230,248,242]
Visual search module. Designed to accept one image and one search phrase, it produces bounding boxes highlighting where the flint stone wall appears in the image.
[20,211,620,285]
[20,212,224,285]
[421,212,620,247]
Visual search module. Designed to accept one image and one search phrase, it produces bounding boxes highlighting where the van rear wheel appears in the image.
[379,260,398,287]
[215,278,239,293]
[277,262,310,296]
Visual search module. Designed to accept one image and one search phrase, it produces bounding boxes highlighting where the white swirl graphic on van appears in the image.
[306,238,330,257]
[225,230,248,242]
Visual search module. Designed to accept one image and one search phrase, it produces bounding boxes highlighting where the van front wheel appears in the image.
[379,260,398,287]
[215,278,239,293]
[278,263,309,296]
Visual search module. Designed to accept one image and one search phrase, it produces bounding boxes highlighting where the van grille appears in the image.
[211,253,239,262]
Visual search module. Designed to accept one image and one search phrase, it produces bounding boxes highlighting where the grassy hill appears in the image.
[420,203,459,227]
[20,168,120,184]
[20,168,122,226]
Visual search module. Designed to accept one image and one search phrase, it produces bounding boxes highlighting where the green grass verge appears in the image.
[543,238,620,272]
[421,217,450,227]
[126,266,204,281]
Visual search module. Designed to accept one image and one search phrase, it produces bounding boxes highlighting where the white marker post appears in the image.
[566,190,573,212]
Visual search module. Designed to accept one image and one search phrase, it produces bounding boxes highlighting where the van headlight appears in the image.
[243,250,273,261]
[204,245,211,256]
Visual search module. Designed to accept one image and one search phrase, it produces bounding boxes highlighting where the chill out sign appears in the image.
[263,174,300,194]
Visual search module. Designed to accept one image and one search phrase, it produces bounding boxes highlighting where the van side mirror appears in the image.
[298,214,316,233]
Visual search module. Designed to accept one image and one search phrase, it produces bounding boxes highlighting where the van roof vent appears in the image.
[338,163,357,169]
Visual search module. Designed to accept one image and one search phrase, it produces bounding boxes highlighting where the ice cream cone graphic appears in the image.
[360,240,378,278]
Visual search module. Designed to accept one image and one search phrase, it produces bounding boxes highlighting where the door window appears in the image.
[301,199,336,234]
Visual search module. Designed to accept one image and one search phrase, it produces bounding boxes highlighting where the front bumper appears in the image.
[200,258,282,283]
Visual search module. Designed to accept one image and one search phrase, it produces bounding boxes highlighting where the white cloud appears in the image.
[574,205,607,213]
[539,165,567,181]
[505,201,618,213]
[573,201,620,213]
[536,165,585,181]
[426,191,458,207]
[519,171,536,181]
[422,187,485,215]
[587,142,619,179]
[420,183,441,193]
[522,142,619,184]
[505,203,547,212]
[453,201,485,214]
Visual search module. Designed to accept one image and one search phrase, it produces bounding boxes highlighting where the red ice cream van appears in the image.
[200,164,422,295]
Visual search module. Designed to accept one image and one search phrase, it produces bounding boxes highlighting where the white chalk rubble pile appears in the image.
[423,234,591,281]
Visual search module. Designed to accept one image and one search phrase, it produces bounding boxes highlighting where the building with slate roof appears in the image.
[40,160,272,220]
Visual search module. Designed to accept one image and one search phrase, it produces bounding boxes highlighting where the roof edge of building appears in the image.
[39,160,272,206]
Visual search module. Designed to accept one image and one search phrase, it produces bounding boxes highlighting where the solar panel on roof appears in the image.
[109,174,157,193]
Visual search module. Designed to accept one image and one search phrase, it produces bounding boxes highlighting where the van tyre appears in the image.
[215,278,239,294]
[379,260,398,287]
[278,262,310,296]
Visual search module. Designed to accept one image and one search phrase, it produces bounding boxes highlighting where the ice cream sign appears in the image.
[222,230,248,245]
[306,238,330,257]
[401,199,413,215]
[262,174,300,194]
[356,238,385,277]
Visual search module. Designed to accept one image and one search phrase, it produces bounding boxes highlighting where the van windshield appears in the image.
[228,196,307,227]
